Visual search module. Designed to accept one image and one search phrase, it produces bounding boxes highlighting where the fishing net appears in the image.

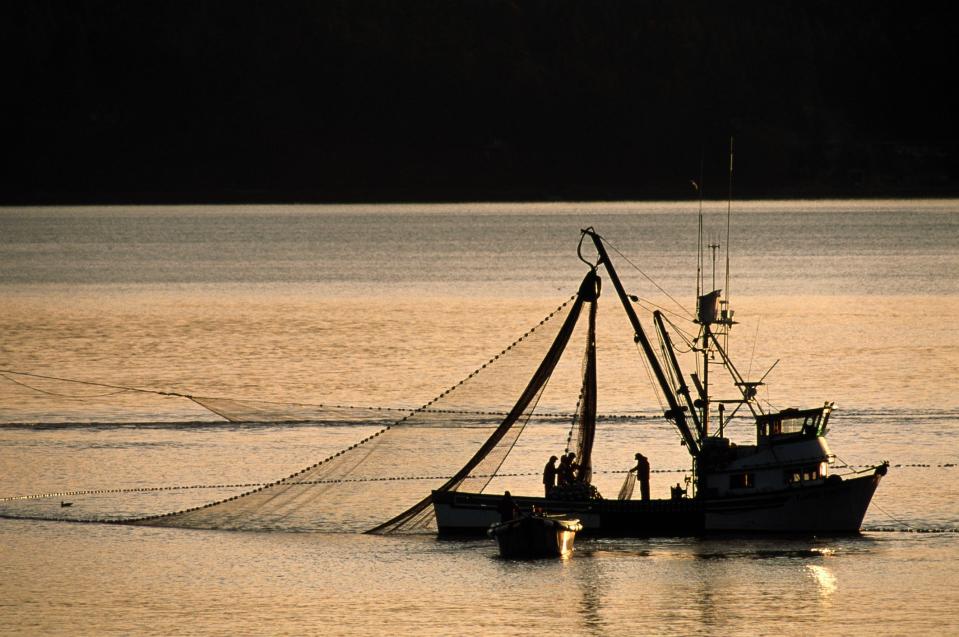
[128,272,600,533]
[617,470,637,500]
[566,288,598,485]
[0,269,615,533]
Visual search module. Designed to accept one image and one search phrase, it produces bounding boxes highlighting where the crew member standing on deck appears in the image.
[543,456,558,497]
[557,453,572,486]
[568,452,579,482]
[634,452,651,501]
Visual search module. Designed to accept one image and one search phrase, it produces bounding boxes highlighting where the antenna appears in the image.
[709,241,720,292]
[725,136,733,306]
[695,149,704,302]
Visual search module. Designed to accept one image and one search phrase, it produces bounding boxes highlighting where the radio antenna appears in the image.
[695,148,704,301]
[724,136,733,306]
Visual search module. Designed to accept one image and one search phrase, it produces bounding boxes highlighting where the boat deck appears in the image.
[432,470,882,537]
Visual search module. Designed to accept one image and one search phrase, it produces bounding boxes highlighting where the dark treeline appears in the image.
[3,1,957,203]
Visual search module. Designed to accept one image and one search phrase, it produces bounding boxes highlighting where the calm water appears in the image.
[1,201,958,635]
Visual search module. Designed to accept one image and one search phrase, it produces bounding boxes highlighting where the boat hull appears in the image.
[488,516,582,558]
[433,470,883,537]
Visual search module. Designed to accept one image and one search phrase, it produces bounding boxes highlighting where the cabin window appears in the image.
[758,407,831,441]
[779,416,807,435]
[729,473,754,489]
[785,465,822,484]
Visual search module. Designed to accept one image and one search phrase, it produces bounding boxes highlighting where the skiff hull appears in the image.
[433,470,883,537]
[488,516,582,558]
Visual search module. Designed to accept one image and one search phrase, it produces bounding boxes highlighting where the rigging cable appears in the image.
[601,238,694,320]
[870,501,915,532]
[661,315,699,352]
[746,317,761,380]
[630,297,693,324]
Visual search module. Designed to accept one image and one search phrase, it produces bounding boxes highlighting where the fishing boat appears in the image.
[430,227,888,537]
[488,514,583,558]
[0,222,888,538]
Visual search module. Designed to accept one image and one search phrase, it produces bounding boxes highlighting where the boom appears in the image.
[580,228,700,456]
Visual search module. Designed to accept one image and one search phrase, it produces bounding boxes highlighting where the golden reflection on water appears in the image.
[807,564,838,597]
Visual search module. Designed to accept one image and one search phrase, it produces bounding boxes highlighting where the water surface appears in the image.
[1,200,957,635]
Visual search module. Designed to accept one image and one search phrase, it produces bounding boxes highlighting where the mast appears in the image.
[695,290,723,437]
[580,228,700,456]
[702,325,710,437]
[705,330,764,419]
[694,137,738,438]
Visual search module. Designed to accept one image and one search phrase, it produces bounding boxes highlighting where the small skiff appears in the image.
[488,515,582,558]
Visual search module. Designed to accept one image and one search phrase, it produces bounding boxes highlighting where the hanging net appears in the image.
[567,282,599,485]
[0,270,609,533]
[544,274,604,502]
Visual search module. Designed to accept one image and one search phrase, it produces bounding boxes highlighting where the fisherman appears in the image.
[557,454,572,486]
[567,452,580,482]
[498,491,519,522]
[634,452,651,501]
[543,455,558,497]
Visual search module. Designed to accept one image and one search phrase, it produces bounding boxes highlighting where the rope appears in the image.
[0,373,134,399]
[870,501,915,531]
[660,314,699,351]
[635,341,667,414]
[0,483,267,502]
[864,527,959,534]
[0,468,702,503]
[881,463,955,469]
[0,369,191,398]
[830,454,955,471]
[601,238,694,320]
[1,358,665,423]
[632,297,693,324]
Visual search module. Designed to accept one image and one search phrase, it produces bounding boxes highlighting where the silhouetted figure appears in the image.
[634,453,651,501]
[498,491,519,522]
[557,454,572,486]
[543,455,558,497]
[568,452,580,482]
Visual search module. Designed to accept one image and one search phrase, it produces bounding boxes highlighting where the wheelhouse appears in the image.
[756,403,833,444]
